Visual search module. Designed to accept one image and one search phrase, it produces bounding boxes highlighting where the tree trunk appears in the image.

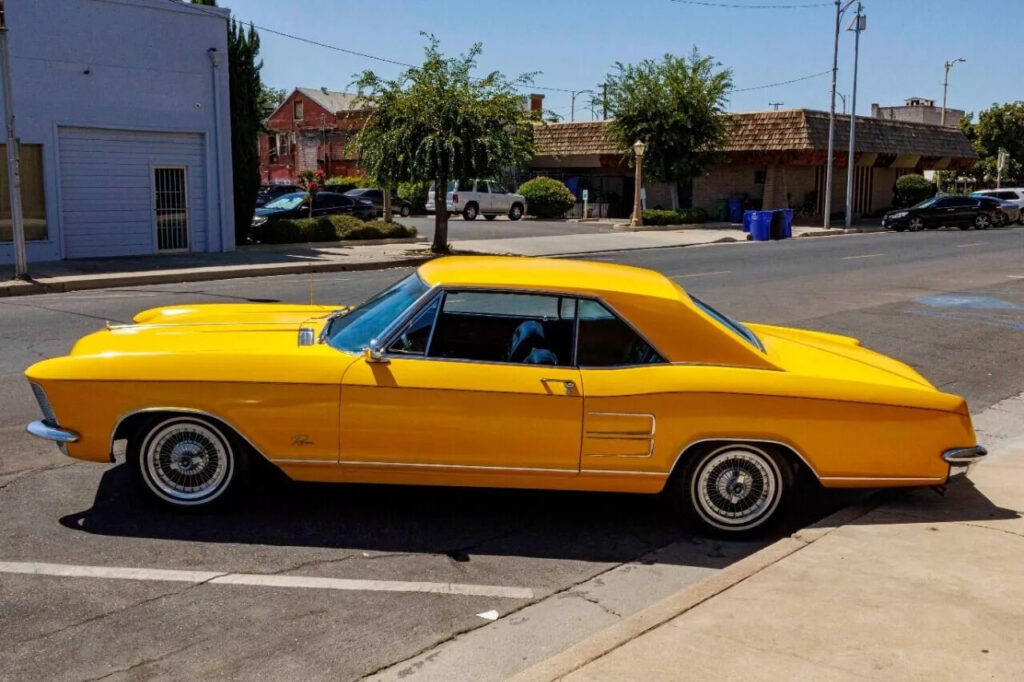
[432,175,449,253]
[382,187,393,223]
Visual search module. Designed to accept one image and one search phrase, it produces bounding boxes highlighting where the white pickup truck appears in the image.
[426,179,526,221]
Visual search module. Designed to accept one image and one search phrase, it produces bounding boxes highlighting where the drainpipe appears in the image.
[207,47,226,251]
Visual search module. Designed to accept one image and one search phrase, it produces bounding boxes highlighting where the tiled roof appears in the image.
[295,87,362,114]
[534,110,976,160]
[532,121,620,156]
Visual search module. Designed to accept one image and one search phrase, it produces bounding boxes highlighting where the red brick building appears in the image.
[258,88,369,183]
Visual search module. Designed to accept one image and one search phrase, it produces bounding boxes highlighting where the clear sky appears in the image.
[222,0,1020,121]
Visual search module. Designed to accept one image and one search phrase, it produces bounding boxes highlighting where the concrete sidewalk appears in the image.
[516,393,1024,681]
[1,225,875,297]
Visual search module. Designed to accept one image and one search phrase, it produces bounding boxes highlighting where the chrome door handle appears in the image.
[541,378,576,395]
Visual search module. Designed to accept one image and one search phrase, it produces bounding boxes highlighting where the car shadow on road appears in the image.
[56,465,1015,568]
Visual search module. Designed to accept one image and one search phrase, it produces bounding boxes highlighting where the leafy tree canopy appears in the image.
[951,102,1024,185]
[352,34,536,252]
[603,48,733,184]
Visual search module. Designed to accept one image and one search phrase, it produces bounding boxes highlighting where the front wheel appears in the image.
[679,443,792,537]
[508,203,524,221]
[400,205,411,218]
[908,216,924,232]
[129,415,246,510]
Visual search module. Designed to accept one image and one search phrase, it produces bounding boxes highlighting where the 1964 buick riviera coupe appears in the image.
[24,257,986,536]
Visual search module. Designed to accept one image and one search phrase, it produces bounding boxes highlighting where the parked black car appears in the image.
[882,195,1004,231]
[340,187,413,218]
[251,191,376,236]
[255,183,301,207]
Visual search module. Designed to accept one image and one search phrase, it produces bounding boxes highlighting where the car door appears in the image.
[488,181,509,213]
[312,193,338,216]
[472,179,491,213]
[574,299,667,476]
[339,289,583,472]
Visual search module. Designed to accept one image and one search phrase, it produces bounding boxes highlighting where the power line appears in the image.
[668,0,829,8]
[732,69,831,92]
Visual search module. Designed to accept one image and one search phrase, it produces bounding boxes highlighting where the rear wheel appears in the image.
[129,415,247,510]
[974,213,991,230]
[400,205,411,218]
[463,203,479,221]
[678,443,793,537]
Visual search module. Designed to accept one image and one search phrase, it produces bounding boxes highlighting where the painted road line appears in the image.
[0,561,534,599]
[669,270,731,280]
[841,253,885,260]
[957,242,985,248]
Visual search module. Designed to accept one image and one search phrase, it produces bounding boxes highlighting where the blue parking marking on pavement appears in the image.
[909,309,1024,332]
[915,294,1022,310]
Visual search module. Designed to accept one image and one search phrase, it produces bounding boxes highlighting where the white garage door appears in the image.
[58,127,207,258]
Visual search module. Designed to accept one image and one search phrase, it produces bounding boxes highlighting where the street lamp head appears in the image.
[633,139,646,157]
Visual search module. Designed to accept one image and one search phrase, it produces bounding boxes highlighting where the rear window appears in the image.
[690,296,763,351]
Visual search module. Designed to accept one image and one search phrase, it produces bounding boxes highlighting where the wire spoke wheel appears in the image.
[689,445,784,532]
[139,418,234,506]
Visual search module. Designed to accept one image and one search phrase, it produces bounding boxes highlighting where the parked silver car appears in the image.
[426,179,526,221]
[971,188,1024,224]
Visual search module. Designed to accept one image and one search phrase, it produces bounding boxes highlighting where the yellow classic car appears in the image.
[25,256,986,536]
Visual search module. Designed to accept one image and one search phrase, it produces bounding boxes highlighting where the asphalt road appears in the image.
[1,228,1023,680]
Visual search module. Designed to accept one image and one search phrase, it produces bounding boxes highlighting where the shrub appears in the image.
[339,220,417,241]
[258,219,302,244]
[328,214,365,235]
[398,181,431,215]
[258,216,417,244]
[893,174,936,208]
[325,174,376,192]
[517,177,576,218]
[640,208,709,225]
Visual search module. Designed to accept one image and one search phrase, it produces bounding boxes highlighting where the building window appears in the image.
[293,99,304,121]
[0,144,47,242]
[754,168,766,185]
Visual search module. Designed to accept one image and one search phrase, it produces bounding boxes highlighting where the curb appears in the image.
[510,493,884,682]
[0,256,432,298]
[797,227,888,237]
[238,236,426,252]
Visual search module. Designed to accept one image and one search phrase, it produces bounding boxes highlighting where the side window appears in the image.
[576,299,663,367]
[474,180,490,193]
[428,291,575,366]
[488,181,506,194]
[388,296,440,356]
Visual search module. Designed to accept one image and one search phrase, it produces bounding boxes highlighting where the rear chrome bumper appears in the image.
[27,420,79,443]
[943,445,987,478]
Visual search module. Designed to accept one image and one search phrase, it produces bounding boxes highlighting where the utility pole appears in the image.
[601,83,607,120]
[824,1,855,229]
[844,3,865,229]
[941,57,965,126]
[0,0,27,278]
[769,102,784,111]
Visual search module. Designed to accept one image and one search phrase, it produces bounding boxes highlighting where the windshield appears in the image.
[690,296,764,352]
[911,197,938,209]
[263,192,307,210]
[326,274,430,353]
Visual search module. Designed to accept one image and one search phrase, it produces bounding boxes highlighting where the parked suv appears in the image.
[426,179,526,221]
[882,195,1003,231]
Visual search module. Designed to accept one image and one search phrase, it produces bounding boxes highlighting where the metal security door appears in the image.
[153,166,189,252]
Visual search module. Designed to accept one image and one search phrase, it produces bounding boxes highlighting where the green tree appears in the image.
[226,21,265,243]
[258,84,287,118]
[353,35,536,252]
[603,49,733,204]
[949,103,1024,188]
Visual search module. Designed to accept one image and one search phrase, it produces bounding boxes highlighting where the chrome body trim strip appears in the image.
[26,420,79,443]
[942,445,988,464]
[338,460,579,474]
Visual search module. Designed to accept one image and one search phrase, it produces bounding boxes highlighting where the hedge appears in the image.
[517,177,575,218]
[641,208,709,225]
[893,174,936,208]
[324,174,377,192]
[259,215,417,244]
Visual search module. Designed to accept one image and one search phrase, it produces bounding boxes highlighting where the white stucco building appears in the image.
[0,0,234,265]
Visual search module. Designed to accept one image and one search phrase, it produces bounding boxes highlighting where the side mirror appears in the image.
[364,340,389,364]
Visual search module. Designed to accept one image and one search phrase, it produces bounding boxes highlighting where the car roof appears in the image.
[418,256,682,301]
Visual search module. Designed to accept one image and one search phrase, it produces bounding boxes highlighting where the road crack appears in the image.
[80,641,198,682]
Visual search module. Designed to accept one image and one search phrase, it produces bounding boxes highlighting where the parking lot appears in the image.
[2,229,1023,680]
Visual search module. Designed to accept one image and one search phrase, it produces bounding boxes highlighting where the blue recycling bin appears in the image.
[728,197,744,223]
[781,208,793,238]
[742,210,756,233]
[750,211,772,241]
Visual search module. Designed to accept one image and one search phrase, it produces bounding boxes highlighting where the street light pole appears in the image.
[836,92,847,114]
[941,57,965,126]
[631,139,645,227]
[844,3,865,229]
[0,1,27,278]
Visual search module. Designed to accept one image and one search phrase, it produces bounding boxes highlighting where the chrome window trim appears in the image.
[385,291,444,357]
[374,283,444,353]
[321,274,434,348]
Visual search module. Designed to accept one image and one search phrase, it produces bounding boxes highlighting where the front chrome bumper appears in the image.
[26,420,79,443]
[943,445,987,477]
